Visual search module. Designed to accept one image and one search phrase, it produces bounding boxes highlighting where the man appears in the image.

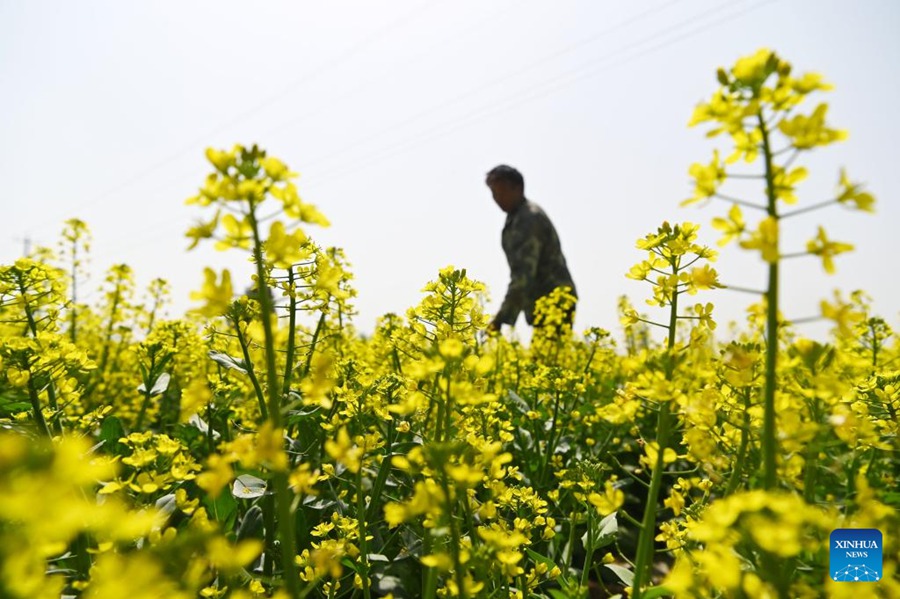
[486,164,576,332]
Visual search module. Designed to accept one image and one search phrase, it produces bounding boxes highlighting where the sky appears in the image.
[2,0,898,340]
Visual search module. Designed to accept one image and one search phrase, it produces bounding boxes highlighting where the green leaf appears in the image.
[525,548,572,585]
[596,512,618,548]
[155,493,177,518]
[641,585,674,599]
[604,564,634,587]
[881,492,900,507]
[237,505,264,541]
[582,512,619,550]
[525,548,558,572]
[204,489,238,529]
[0,393,31,415]
[233,474,267,499]
[137,372,170,396]
[341,556,359,573]
[188,414,221,440]
[370,555,421,599]
[372,575,406,595]
[303,496,337,510]
[99,416,127,455]
[208,351,247,373]
[507,390,531,414]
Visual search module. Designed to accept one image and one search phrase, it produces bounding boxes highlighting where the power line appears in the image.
[253,0,536,147]
[23,2,436,234]
[101,0,693,254]
[76,0,776,258]
[301,0,780,187]
[92,3,530,258]
[284,0,688,173]
[45,0,774,258]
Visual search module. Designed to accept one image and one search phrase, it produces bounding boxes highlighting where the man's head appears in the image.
[486,164,525,213]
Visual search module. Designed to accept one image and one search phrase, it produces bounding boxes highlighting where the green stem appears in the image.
[803,445,818,503]
[632,402,673,598]
[19,278,63,435]
[98,281,122,376]
[27,375,52,437]
[301,312,326,380]
[263,494,276,579]
[356,468,372,599]
[432,370,448,444]
[846,452,859,498]
[580,509,594,589]
[869,320,879,372]
[234,318,269,422]
[422,531,438,599]
[564,510,578,571]
[632,277,680,598]
[272,472,297,593]
[69,243,78,343]
[73,532,91,582]
[206,400,215,456]
[135,390,152,431]
[366,418,394,524]
[441,365,455,442]
[619,510,644,529]
[281,269,298,396]
[725,391,752,496]
[758,110,780,491]
[438,468,467,599]
[248,204,299,596]
[541,391,563,487]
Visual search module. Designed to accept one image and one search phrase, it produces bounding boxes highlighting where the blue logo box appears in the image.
[830,528,883,582]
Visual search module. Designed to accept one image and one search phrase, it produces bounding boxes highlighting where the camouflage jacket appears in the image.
[496,199,576,326]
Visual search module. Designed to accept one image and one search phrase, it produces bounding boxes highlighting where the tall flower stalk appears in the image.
[685,49,874,489]
[624,222,721,597]
[186,144,330,596]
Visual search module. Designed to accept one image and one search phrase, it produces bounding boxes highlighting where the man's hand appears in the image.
[487,318,502,334]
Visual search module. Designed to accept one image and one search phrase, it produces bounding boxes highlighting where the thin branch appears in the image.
[788,315,824,325]
[781,198,838,219]
[620,510,646,530]
[722,284,765,295]
[725,172,765,180]
[612,457,650,491]
[639,318,670,330]
[767,106,796,129]
[219,203,248,216]
[258,209,283,223]
[780,147,803,170]
[714,193,768,211]
[681,255,703,270]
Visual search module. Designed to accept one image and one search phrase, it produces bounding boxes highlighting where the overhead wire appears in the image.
[96,0,777,258]
[22,1,436,235]
[302,0,780,187]
[275,0,688,172]
[93,0,531,256]
[28,0,536,257]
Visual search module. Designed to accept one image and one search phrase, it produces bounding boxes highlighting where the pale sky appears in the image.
[2,0,898,339]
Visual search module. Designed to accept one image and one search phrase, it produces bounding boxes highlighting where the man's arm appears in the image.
[493,218,541,327]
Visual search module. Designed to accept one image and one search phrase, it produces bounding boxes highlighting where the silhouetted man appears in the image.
[486,165,576,332]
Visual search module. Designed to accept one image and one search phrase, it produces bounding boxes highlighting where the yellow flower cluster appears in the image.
[0,50,894,599]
